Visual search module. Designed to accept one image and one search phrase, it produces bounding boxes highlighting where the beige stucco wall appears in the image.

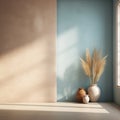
[0,0,56,103]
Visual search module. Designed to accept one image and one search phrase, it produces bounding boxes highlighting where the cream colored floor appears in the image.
[0,103,119,120]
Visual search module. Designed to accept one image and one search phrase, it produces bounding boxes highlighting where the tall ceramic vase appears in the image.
[88,84,101,102]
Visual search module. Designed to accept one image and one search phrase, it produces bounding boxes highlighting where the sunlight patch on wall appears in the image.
[0,0,56,103]
[0,37,56,103]
[57,27,79,80]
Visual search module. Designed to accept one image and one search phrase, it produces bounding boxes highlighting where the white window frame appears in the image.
[116,1,120,87]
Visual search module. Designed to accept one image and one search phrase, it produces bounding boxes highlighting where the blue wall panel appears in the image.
[57,0,113,102]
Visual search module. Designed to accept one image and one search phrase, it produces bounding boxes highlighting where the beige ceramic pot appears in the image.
[83,95,90,104]
[88,84,101,102]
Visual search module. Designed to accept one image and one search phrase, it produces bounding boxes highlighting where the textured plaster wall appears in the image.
[0,0,56,103]
[57,0,113,102]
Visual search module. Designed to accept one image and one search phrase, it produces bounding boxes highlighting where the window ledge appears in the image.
[0,103,112,113]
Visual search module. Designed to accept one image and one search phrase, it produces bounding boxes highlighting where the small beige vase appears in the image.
[88,84,101,102]
[83,95,90,104]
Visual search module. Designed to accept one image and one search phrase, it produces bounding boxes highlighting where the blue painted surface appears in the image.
[57,0,113,102]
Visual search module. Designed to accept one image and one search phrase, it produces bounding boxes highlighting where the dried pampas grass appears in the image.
[80,49,107,84]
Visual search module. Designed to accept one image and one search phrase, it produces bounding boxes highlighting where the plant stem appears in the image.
[89,78,91,85]
[89,77,93,85]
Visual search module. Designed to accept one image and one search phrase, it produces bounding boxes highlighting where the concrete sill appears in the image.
[0,103,116,113]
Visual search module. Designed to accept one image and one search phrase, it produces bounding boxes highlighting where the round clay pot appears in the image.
[83,95,90,104]
[76,88,86,102]
[88,84,101,102]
